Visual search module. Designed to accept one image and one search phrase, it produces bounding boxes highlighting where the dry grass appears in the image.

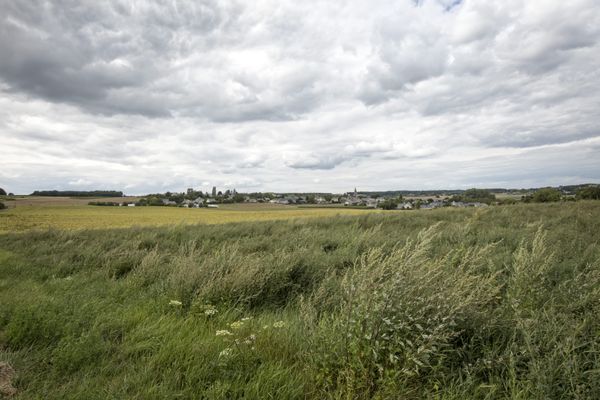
[0,203,380,233]
[1,196,140,208]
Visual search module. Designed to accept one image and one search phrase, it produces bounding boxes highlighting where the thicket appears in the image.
[450,188,496,204]
[1,202,600,399]
[577,185,600,200]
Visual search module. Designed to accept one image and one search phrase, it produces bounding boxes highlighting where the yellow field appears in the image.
[0,200,379,233]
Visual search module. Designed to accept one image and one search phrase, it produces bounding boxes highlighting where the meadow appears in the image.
[1,201,599,399]
[0,198,376,233]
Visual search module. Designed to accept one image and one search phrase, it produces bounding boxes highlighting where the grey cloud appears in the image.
[0,0,330,121]
[2,0,600,194]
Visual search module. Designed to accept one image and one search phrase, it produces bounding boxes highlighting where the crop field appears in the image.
[0,200,378,233]
[1,202,600,399]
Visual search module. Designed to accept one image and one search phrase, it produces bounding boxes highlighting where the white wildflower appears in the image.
[241,317,252,321]
[204,308,218,316]
[273,321,285,328]
[169,300,182,306]
[216,330,233,336]
[230,321,244,330]
[219,348,233,358]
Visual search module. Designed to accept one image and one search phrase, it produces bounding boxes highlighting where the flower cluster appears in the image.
[215,316,259,361]
[204,307,218,316]
[230,321,244,330]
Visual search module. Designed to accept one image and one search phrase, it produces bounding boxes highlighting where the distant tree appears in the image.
[532,188,562,203]
[499,197,517,205]
[379,198,398,210]
[0,188,6,196]
[462,188,496,204]
[306,195,316,204]
[576,186,600,200]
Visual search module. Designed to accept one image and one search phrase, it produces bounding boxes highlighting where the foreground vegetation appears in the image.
[1,202,599,399]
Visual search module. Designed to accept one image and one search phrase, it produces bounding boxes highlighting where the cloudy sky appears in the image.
[2,0,600,194]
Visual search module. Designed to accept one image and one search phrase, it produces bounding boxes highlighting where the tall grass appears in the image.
[0,202,599,398]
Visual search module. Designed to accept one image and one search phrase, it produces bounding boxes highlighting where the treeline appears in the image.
[87,201,121,206]
[450,188,497,204]
[31,190,123,197]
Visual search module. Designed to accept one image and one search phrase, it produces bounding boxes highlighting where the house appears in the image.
[398,202,413,210]
[207,204,219,208]
[421,200,444,210]
[127,203,136,207]
[365,198,378,208]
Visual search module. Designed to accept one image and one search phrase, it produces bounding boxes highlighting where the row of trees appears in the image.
[450,188,497,204]
[521,186,600,203]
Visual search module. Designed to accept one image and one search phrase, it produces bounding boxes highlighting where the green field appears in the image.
[1,202,600,398]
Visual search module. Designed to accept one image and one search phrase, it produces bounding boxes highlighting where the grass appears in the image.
[0,203,378,233]
[0,201,599,398]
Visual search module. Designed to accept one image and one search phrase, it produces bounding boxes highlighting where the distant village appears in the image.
[4,184,598,211]
[89,186,509,210]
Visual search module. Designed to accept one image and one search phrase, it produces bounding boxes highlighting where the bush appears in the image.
[532,187,562,202]
[577,185,600,200]
[378,198,398,210]
[0,201,5,210]
[451,188,496,204]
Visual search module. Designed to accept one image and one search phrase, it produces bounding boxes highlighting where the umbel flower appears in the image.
[230,321,244,330]
[219,348,233,358]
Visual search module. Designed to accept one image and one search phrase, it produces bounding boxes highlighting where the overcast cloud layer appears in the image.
[2,0,600,194]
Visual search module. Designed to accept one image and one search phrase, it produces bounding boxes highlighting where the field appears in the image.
[1,202,600,398]
[0,198,378,233]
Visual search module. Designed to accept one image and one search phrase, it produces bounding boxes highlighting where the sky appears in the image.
[2,0,600,195]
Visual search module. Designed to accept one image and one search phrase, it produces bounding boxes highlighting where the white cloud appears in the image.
[1,0,600,194]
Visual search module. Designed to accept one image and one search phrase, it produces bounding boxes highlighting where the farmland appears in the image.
[0,197,378,233]
[1,201,600,399]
